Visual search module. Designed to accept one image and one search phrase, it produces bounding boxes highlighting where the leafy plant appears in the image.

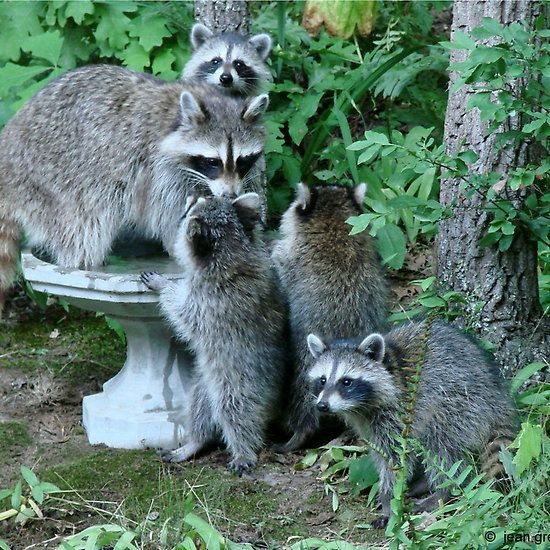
[0,466,61,525]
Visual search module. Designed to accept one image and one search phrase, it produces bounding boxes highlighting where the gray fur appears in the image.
[142,194,285,475]
[272,184,389,451]
[183,23,272,96]
[0,64,268,299]
[307,321,519,527]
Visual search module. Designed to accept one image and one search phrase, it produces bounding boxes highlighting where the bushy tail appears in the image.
[0,216,20,316]
[481,433,515,489]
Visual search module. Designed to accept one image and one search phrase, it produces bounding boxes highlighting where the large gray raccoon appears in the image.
[141,193,285,475]
[183,23,272,96]
[272,183,389,451]
[306,321,518,528]
[0,64,268,307]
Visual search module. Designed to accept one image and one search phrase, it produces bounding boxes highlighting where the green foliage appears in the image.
[252,1,449,218]
[0,1,193,126]
[347,18,549,287]
[0,466,61,524]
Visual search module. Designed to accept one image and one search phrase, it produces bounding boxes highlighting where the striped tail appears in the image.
[481,434,515,491]
[0,216,20,316]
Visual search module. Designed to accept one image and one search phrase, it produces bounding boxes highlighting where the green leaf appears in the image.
[457,149,479,164]
[375,223,406,269]
[120,40,150,71]
[65,0,94,24]
[184,513,223,550]
[349,455,378,494]
[10,481,21,510]
[129,13,171,52]
[22,30,64,66]
[511,362,546,395]
[152,50,177,78]
[387,195,422,209]
[334,102,360,184]
[113,530,137,550]
[418,295,446,308]
[347,213,378,235]
[31,485,44,505]
[510,422,542,476]
[20,466,39,488]
[0,63,51,96]
[0,539,11,550]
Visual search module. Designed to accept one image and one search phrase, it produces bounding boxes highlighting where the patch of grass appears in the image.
[0,311,123,382]
[0,421,31,459]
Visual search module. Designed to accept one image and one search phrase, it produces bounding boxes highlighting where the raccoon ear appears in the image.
[232,193,260,213]
[242,94,269,122]
[354,183,367,205]
[357,334,385,362]
[249,33,272,60]
[232,193,261,231]
[179,91,205,127]
[296,183,311,211]
[190,23,214,49]
[307,334,327,359]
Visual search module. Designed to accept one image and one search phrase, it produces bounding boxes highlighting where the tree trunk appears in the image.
[194,0,250,33]
[436,0,549,375]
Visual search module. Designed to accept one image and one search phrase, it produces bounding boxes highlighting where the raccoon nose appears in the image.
[220,72,233,86]
[317,401,330,413]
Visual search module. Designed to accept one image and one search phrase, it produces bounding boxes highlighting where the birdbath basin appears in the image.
[21,248,191,450]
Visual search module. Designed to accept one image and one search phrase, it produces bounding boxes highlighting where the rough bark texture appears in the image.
[436,0,549,375]
[194,0,250,33]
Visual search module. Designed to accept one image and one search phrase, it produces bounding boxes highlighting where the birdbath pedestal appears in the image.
[21,250,191,450]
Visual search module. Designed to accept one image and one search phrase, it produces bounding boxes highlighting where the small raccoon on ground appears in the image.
[272,183,389,451]
[0,65,268,311]
[306,321,519,528]
[141,193,285,475]
[183,23,272,96]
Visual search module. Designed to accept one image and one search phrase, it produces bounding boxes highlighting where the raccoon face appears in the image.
[184,24,272,96]
[306,334,397,414]
[175,193,260,266]
[159,89,268,198]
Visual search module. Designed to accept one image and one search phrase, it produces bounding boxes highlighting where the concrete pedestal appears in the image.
[21,251,191,449]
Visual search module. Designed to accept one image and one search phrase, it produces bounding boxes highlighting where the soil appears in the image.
[0,254,431,549]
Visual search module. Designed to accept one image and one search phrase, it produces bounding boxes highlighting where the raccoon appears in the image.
[0,64,268,308]
[272,183,389,451]
[183,23,272,96]
[141,193,285,475]
[306,321,519,528]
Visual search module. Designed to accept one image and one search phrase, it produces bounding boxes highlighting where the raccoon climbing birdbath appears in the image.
[20,248,191,450]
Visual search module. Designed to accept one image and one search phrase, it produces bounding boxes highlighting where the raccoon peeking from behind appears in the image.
[306,321,519,528]
[183,23,272,96]
[141,193,286,475]
[272,183,389,452]
[0,65,269,310]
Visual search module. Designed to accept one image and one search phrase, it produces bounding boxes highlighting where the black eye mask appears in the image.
[190,156,223,180]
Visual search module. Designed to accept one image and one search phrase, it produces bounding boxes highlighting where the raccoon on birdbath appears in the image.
[21,249,192,450]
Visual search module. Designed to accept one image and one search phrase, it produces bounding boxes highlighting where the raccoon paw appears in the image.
[140,271,166,292]
[158,449,181,463]
[228,457,257,477]
[372,515,389,530]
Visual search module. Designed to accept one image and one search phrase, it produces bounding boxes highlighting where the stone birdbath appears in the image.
[21,247,191,450]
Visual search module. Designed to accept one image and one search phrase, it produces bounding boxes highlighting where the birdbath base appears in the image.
[21,250,190,450]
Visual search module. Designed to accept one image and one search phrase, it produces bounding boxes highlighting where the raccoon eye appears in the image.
[319,376,326,386]
[342,378,353,387]
[190,156,222,179]
[236,153,261,178]
[211,57,222,66]
[233,60,244,70]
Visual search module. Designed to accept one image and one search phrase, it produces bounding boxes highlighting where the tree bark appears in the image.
[436,0,549,375]
[194,0,250,34]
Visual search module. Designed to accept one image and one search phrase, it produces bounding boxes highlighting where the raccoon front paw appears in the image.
[140,271,166,292]
[158,448,182,463]
[228,456,257,477]
[372,515,389,529]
